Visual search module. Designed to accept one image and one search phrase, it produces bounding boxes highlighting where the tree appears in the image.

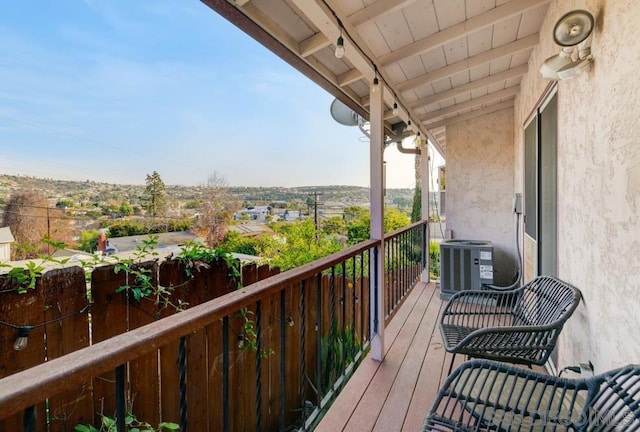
[411,185,422,223]
[322,216,346,236]
[197,172,239,248]
[2,190,71,259]
[78,229,100,253]
[267,219,341,270]
[343,206,368,224]
[345,207,411,245]
[119,200,134,216]
[144,171,166,217]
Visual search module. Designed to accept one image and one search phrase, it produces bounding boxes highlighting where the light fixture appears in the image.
[372,76,379,93]
[14,326,32,351]
[237,333,245,349]
[335,33,345,59]
[392,102,398,116]
[286,317,294,327]
[540,9,595,80]
[407,119,413,132]
[415,132,422,147]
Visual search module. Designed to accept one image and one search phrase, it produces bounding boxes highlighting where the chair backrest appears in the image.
[512,275,582,327]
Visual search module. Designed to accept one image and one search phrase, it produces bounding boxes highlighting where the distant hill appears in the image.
[0,174,414,212]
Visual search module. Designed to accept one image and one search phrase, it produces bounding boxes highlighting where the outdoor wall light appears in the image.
[14,326,32,351]
[286,316,294,327]
[392,102,399,116]
[540,9,595,80]
[335,34,345,59]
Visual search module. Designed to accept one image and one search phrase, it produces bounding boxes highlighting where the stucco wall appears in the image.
[514,0,640,371]
[446,108,516,285]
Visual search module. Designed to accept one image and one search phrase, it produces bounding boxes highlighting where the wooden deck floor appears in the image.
[316,280,458,432]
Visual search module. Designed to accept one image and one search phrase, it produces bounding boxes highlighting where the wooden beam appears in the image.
[409,64,527,110]
[349,0,418,27]
[299,32,331,57]
[337,68,364,87]
[380,0,550,66]
[419,87,519,122]
[425,100,514,130]
[397,34,539,92]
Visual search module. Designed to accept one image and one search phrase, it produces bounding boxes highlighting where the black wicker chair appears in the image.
[422,359,640,431]
[440,276,582,374]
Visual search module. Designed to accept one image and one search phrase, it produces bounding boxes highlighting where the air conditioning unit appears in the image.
[439,240,493,299]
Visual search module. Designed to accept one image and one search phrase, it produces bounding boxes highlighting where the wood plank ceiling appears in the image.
[202,0,551,156]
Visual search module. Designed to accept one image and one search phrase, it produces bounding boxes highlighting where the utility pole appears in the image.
[307,192,324,234]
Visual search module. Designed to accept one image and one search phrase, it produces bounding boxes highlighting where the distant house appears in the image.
[0,227,15,261]
[233,206,271,222]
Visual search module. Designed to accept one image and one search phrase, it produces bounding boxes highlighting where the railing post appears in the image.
[179,337,188,432]
[222,317,229,432]
[115,364,126,432]
[23,405,35,432]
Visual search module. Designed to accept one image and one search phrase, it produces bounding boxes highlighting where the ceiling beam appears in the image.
[380,0,550,67]
[425,100,515,130]
[337,68,364,87]
[350,0,418,27]
[409,64,527,110]
[292,0,434,142]
[299,32,331,57]
[397,34,538,93]
[419,86,519,122]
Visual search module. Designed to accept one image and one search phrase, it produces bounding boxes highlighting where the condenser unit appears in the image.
[439,240,493,299]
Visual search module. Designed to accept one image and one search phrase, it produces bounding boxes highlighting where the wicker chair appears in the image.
[440,276,582,374]
[422,359,640,431]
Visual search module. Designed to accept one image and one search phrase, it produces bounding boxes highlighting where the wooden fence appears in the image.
[0,256,371,431]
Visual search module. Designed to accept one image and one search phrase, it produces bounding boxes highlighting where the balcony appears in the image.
[0,222,428,431]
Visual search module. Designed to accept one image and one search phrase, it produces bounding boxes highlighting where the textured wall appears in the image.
[514,0,640,371]
[446,108,517,285]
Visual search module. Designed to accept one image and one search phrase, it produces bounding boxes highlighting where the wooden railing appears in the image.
[0,221,427,431]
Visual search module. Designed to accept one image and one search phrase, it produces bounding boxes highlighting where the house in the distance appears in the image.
[0,227,15,261]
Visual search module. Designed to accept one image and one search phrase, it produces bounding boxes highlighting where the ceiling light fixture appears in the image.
[335,31,345,59]
[372,76,379,93]
[392,102,398,116]
[415,132,422,147]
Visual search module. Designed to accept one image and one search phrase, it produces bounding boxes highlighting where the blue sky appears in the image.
[0,1,419,188]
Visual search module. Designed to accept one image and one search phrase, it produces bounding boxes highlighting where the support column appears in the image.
[369,79,385,361]
[421,143,431,283]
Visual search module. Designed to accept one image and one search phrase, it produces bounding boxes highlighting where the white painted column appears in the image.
[369,80,385,361]
[421,142,431,283]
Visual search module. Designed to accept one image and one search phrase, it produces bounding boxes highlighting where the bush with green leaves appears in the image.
[74,412,178,432]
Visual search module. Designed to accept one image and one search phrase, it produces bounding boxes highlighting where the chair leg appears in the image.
[447,353,456,376]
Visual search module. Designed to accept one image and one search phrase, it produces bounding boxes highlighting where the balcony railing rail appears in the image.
[0,221,427,431]
[384,221,427,324]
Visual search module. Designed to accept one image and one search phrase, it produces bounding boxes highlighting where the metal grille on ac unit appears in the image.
[439,240,493,299]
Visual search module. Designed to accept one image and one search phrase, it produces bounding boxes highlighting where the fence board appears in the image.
[43,266,93,432]
[90,264,127,421]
